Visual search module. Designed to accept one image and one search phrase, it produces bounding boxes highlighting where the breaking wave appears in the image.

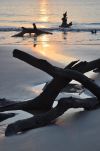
[0,22,100,32]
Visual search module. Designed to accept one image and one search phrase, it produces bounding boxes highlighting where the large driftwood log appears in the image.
[0,113,15,122]
[5,97,99,136]
[0,50,100,113]
[0,53,81,113]
[0,50,100,114]
[0,98,17,107]
[0,49,100,136]
[13,49,100,76]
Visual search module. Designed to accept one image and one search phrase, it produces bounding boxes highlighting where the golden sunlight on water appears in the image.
[39,0,49,27]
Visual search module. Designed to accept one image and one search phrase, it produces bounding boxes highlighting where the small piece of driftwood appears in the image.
[12,23,53,37]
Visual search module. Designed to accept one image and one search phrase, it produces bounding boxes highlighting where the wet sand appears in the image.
[0,108,100,151]
[0,42,100,151]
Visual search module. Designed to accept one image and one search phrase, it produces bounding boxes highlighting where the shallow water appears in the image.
[0,0,100,46]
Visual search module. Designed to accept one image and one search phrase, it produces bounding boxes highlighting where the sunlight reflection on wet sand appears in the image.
[31,34,76,64]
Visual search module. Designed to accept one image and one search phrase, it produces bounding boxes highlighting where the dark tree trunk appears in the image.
[0,113,16,122]
[0,50,100,114]
[5,97,100,136]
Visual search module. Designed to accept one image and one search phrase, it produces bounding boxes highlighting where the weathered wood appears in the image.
[13,49,100,76]
[0,113,15,122]
[12,23,52,37]
[55,69,100,99]
[0,73,71,113]
[60,22,72,28]
[72,59,100,73]
[0,50,100,136]
[13,49,100,99]
[13,49,57,78]
[0,51,78,113]
[0,50,100,114]
[12,31,25,37]
[4,71,100,135]
[32,23,53,35]
[0,98,18,107]
[5,97,100,136]
[59,11,72,28]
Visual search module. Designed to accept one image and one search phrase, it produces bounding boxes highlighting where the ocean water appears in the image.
[0,0,100,44]
[0,0,100,27]
[0,0,100,137]
[0,0,99,44]
[0,0,99,107]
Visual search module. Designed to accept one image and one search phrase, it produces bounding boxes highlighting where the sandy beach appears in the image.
[1,108,100,151]
[0,41,100,150]
[0,0,100,148]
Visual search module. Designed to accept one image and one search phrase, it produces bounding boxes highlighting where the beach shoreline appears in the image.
[0,0,100,150]
[0,33,100,150]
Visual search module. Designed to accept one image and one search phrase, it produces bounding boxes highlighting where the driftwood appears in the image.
[59,21,72,28]
[0,113,15,122]
[12,23,53,37]
[0,49,100,136]
[5,97,99,136]
[1,50,100,113]
[59,11,72,28]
